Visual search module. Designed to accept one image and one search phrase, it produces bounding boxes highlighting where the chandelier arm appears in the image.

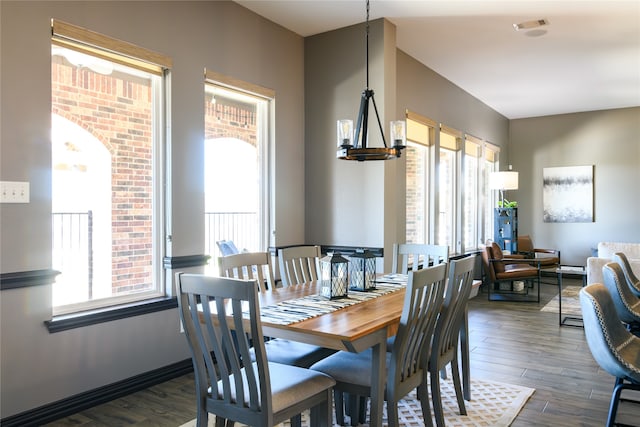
[369,91,388,148]
[353,90,369,149]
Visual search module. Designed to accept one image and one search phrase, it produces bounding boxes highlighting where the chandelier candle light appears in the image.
[336,0,406,161]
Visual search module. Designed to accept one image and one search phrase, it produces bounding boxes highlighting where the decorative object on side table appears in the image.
[349,248,377,291]
[320,252,349,299]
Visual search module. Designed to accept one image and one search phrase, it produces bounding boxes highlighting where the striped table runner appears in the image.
[256,282,406,325]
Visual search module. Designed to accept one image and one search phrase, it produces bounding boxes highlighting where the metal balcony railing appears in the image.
[205,211,259,272]
[52,211,93,302]
[52,211,258,298]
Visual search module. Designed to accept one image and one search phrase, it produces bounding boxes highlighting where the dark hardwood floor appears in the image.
[45,278,640,426]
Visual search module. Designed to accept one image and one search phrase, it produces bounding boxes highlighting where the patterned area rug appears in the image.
[540,285,583,316]
[179,373,535,427]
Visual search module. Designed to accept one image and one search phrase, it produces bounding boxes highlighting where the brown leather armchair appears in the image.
[482,240,541,302]
[517,235,560,269]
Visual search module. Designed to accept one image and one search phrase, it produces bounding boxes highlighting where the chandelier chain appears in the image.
[366,0,370,89]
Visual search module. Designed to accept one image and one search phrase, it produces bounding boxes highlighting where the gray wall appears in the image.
[0,1,305,418]
[303,21,510,272]
[509,108,640,265]
[396,50,510,147]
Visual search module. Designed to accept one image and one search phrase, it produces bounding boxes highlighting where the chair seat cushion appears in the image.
[262,339,337,368]
[268,362,336,413]
[214,362,335,414]
[309,348,391,389]
[496,264,538,279]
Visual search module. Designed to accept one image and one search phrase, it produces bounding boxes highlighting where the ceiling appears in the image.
[234,0,640,119]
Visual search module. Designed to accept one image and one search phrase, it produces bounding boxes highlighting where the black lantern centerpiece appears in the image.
[320,252,349,299]
[349,249,377,291]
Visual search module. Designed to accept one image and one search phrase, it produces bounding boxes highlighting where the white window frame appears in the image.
[51,20,171,315]
[204,70,274,268]
[462,135,482,252]
[483,142,501,245]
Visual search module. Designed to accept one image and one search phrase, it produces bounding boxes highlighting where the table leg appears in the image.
[558,271,563,326]
[461,306,470,401]
[369,337,386,427]
[558,267,586,327]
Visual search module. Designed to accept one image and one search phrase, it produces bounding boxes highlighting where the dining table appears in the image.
[202,274,480,427]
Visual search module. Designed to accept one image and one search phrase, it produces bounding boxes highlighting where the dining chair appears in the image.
[602,262,640,334]
[176,272,335,427]
[219,251,337,369]
[613,252,640,298]
[310,263,447,427]
[278,245,322,286]
[429,254,476,427]
[390,243,449,274]
[579,283,640,427]
[218,251,274,290]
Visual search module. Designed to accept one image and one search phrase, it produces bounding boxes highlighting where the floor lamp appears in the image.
[489,171,519,207]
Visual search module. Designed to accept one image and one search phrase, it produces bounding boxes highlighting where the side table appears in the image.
[556,265,587,327]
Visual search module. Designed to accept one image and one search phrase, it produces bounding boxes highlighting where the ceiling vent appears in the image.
[513,19,549,31]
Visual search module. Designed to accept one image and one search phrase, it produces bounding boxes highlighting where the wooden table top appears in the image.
[257,282,405,352]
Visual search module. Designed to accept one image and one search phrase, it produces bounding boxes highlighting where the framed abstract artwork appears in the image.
[543,165,594,223]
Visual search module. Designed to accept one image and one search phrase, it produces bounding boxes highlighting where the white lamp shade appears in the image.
[489,171,519,190]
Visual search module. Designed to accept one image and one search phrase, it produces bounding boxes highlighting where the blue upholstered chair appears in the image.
[602,262,640,335]
[579,284,640,427]
[613,252,640,298]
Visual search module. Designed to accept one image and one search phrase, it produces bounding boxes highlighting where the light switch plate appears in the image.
[0,181,30,203]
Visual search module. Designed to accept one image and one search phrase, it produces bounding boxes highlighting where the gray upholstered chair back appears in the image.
[602,262,640,326]
[579,284,640,383]
[613,252,640,298]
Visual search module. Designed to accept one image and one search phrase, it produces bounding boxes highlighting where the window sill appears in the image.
[45,297,178,333]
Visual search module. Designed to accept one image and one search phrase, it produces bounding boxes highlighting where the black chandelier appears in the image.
[336,0,406,161]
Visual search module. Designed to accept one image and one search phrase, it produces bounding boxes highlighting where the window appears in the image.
[483,143,501,244]
[404,110,499,256]
[405,113,435,244]
[437,127,461,252]
[462,136,482,251]
[51,20,171,315]
[203,71,273,275]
